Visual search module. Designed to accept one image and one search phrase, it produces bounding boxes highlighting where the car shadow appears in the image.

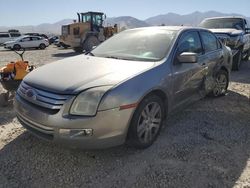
[230,60,250,84]
[0,90,250,187]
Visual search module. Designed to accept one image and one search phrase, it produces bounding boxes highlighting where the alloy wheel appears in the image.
[213,73,228,96]
[137,102,162,144]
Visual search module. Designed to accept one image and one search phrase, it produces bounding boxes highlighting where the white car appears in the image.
[0,32,21,45]
[3,36,49,50]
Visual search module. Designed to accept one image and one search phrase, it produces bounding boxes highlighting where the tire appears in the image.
[209,70,229,97]
[73,47,83,53]
[83,36,100,52]
[39,43,46,50]
[13,44,21,51]
[232,50,242,71]
[127,95,165,149]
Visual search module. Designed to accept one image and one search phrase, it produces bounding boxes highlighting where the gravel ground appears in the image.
[0,46,250,188]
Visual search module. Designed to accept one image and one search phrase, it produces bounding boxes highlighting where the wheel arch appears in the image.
[125,88,169,145]
[219,65,229,79]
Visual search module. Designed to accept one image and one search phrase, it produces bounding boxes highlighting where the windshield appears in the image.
[92,28,177,61]
[200,18,244,30]
[12,36,25,41]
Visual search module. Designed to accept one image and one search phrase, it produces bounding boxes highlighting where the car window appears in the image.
[177,31,203,55]
[20,37,31,42]
[200,18,244,30]
[10,33,21,37]
[200,31,219,52]
[31,37,40,41]
[0,34,10,38]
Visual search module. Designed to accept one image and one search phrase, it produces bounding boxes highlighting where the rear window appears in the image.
[0,34,10,38]
[200,18,244,30]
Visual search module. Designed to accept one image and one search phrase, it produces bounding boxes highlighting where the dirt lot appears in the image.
[0,46,250,188]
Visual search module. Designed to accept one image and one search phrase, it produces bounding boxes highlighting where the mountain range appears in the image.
[0,11,249,35]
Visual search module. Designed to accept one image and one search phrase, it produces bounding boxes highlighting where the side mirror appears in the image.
[177,52,198,63]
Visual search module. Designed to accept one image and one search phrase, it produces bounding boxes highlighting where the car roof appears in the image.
[128,26,210,33]
[18,35,42,39]
[203,16,245,21]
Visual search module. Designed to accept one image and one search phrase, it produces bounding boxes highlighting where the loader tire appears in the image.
[83,36,100,52]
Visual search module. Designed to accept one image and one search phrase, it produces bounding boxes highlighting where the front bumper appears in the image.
[14,94,134,149]
[3,44,11,49]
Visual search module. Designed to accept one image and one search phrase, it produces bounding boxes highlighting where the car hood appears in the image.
[4,40,16,44]
[209,28,243,35]
[24,55,155,94]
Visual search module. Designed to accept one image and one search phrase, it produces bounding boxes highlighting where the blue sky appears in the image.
[1,0,249,26]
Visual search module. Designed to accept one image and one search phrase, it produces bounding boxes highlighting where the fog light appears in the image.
[59,129,93,138]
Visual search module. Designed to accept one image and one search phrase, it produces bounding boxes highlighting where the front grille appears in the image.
[17,82,71,110]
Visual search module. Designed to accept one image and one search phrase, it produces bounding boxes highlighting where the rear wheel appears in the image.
[209,70,229,97]
[13,44,21,51]
[83,36,100,52]
[127,95,165,149]
[232,50,242,71]
[39,43,46,50]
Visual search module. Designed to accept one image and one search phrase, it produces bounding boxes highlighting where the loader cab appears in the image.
[77,12,104,32]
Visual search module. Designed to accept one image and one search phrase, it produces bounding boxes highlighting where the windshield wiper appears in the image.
[104,56,136,60]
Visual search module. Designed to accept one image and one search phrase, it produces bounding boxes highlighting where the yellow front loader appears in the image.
[60,11,118,52]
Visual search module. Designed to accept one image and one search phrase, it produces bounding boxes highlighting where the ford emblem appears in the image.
[26,89,36,100]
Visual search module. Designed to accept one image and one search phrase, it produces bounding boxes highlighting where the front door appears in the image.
[171,31,207,107]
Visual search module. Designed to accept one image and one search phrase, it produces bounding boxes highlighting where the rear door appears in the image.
[172,30,207,107]
[30,37,41,47]
[199,31,224,92]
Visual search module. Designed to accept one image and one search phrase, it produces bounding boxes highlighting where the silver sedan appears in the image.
[14,26,232,149]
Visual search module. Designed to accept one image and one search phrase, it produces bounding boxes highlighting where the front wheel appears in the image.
[13,44,21,51]
[83,36,100,52]
[127,95,165,149]
[73,47,83,53]
[209,70,229,97]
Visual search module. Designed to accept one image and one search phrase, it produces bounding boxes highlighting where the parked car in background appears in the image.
[54,39,70,49]
[4,36,49,50]
[24,33,49,39]
[48,36,59,44]
[0,31,21,45]
[200,17,250,70]
[15,26,232,149]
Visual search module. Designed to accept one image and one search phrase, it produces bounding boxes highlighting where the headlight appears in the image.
[70,86,111,116]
